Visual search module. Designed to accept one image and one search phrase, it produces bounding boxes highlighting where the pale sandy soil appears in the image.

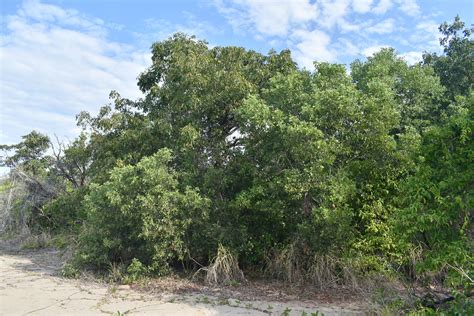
[0,247,367,315]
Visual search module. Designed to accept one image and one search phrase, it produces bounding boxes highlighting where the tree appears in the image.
[352,48,444,132]
[0,132,57,228]
[136,34,296,178]
[423,15,474,99]
[391,91,473,286]
[51,133,91,188]
[0,131,50,176]
[1,131,93,233]
[3,17,473,313]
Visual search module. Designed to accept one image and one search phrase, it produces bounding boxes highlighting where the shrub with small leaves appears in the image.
[75,149,210,274]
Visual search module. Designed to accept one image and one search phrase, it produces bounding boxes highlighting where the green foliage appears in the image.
[391,94,473,287]
[0,131,50,175]
[75,149,210,273]
[423,15,474,99]
[61,263,80,278]
[352,48,444,131]
[410,294,474,315]
[125,258,148,283]
[40,188,87,233]
[2,17,472,315]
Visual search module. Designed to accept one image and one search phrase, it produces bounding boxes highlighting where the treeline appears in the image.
[1,16,472,313]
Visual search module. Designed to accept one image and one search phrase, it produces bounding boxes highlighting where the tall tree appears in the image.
[423,15,474,99]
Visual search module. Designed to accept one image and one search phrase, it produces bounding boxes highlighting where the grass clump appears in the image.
[203,244,245,286]
[20,232,52,250]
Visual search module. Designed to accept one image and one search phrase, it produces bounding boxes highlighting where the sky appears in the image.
[0,0,473,148]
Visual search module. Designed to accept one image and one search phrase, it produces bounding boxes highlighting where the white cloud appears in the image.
[399,51,422,65]
[213,0,431,69]
[337,18,365,32]
[372,0,393,14]
[396,0,420,16]
[411,20,441,50]
[416,20,439,35]
[215,0,318,36]
[0,0,149,144]
[318,0,351,29]
[352,0,374,13]
[366,18,396,34]
[370,0,420,16]
[291,29,336,68]
[139,12,220,45]
[16,0,121,35]
[362,44,390,56]
[335,38,361,56]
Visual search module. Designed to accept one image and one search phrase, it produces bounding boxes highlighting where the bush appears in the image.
[75,149,210,274]
[61,263,80,278]
[40,188,87,233]
[126,258,148,283]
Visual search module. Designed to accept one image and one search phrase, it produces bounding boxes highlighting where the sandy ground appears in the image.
[0,248,366,315]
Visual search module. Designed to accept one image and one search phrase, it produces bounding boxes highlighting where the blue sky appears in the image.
[0,0,473,148]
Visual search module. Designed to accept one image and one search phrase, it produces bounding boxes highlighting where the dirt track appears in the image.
[0,248,365,315]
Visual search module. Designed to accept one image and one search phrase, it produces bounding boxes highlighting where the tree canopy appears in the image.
[1,16,472,314]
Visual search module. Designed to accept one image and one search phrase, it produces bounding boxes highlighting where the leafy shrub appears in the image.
[390,99,473,291]
[61,263,80,278]
[50,233,71,249]
[40,188,87,233]
[75,149,210,274]
[125,258,148,283]
[2,17,472,315]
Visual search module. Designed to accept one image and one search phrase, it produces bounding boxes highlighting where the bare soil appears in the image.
[0,244,368,315]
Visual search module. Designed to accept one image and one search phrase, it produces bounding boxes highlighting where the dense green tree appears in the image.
[0,131,50,176]
[391,93,473,286]
[2,17,472,314]
[423,15,474,99]
[136,34,295,177]
[352,48,445,131]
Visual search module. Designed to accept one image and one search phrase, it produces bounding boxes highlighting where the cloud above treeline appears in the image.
[0,0,149,145]
[0,0,445,147]
[214,0,439,68]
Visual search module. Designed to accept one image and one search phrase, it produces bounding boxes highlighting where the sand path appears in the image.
[0,248,364,315]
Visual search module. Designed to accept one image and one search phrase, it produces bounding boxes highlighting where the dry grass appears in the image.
[108,262,127,283]
[264,240,401,299]
[20,232,52,250]
[266,242,307,284]
[198,244,246,286]
[308,254,340,289]
[265,241,346,289]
